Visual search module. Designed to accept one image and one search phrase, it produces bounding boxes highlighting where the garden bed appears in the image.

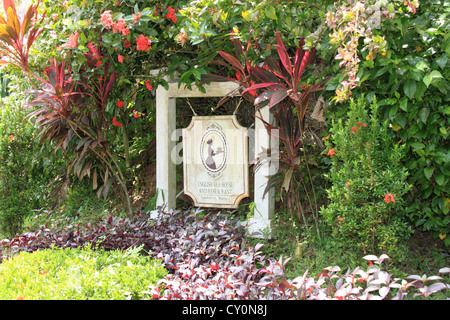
[1,209,448,300]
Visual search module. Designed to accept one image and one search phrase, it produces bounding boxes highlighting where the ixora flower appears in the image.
[384,193,395,204]
[132,110,143,118]
[176,32,188,46]
[100,10,114,29]
[123,39,131,48]
[136,34,151,51]
[113,117,123,128]
[145,79,152,91]
[65,31,79,49]
[132,12,142,25]
[116,100,124,108]
[327,149,336,156]
[166,6,177,23]
[113,18,130,36]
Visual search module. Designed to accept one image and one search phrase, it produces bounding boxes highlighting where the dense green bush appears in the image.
[322,97,413,257]
[0,244,167,300]
[318,0,449,245]
[0,93,60,238]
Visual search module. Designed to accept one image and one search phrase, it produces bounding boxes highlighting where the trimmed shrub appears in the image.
[321,97,413,257]
[0,244,167,300]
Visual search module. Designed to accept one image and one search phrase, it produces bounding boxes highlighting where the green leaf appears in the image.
[403,80,417,99]
[424,167,434,181]
[423,70,443,88]
[435,54,448,69]
[264,6,277,20]
[419,107,430,124]
[396,112,407,128]
[443,106,450,115]
[410,142,425,149]
[435,172,446,186]
[399,97,408,111]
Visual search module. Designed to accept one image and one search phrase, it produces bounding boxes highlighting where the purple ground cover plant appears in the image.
[1,208,449,300]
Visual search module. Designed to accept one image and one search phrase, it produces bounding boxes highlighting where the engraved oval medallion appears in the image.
[200,125,227,176]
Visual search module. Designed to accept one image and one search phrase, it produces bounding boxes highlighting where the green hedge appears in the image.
[0,245,167,300]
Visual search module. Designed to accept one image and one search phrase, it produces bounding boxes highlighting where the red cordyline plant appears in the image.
[202,31,324,229]
[0,0,132,212]
[0,0,45,73]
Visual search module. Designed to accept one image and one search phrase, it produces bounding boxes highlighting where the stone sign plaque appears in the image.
[183,115,249,208]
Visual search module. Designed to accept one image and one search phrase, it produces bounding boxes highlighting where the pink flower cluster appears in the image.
[65,31,79,49]
[100,10,130,36]
[323,1,419,103]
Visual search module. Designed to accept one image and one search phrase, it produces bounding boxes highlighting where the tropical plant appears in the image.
[0,0,45,73]
[321,97,413,256]
[202,31,325,231]
[313,0,449,245]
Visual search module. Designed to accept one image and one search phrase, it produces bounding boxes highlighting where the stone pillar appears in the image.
[155,84,177,211]
[249,105,276,238]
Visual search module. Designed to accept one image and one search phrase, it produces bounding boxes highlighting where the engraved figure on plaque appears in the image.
[182,115,249,208]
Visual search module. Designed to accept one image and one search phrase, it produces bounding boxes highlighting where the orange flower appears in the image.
[327,149,336,156]
[113,117,123,128]
[118,54,124,64]
[384,193,395,204]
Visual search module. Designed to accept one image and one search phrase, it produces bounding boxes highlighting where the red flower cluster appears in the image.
[136,34,151,51]
[166,6,177,23]
[145,79,152,91]
[123,39,131,48]
[113,117,123,128]
[116,100,124,108]
[113,18,130,36]
[132,110,143,118]
[100,10,114,29]
[327,149,336,156]
[132,12,142,25]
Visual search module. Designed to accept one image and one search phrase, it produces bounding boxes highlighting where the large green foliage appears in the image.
[321,0,449,245]
[0,93,61,237]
